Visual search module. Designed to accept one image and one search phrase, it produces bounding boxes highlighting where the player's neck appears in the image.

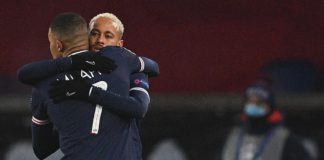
[63,42,89,57]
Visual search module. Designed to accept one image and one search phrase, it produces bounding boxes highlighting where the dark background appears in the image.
[1,0,324,92]
[1,0,324,159]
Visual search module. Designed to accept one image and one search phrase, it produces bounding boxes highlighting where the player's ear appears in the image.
[56,40,64,52]
[117,40,124,47]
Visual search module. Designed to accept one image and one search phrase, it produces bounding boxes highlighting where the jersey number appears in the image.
[91,81,107,134]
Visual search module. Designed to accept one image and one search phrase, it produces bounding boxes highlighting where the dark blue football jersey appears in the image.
[31,46,149,160]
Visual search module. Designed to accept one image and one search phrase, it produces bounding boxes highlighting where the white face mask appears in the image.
[244,103,268,117]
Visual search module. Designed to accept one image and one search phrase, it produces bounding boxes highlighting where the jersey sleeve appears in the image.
[88,73,150,118]
[17,57,72,85]
[31,88,50,125]
[121,47,143,73]
[32,123,60,159]
[141,57,160,77]
[122,47,159,77]
[30,88,60,159]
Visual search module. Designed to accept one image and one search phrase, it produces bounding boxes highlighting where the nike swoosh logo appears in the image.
[66,92,76,97]
[85,61,96,65]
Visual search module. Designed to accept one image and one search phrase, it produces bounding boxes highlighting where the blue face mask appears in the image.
[244,103,268,117]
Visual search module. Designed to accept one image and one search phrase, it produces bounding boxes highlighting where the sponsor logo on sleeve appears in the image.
[134,79,149,89]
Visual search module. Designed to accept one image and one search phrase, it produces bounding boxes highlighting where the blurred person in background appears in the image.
[219,78,314,160]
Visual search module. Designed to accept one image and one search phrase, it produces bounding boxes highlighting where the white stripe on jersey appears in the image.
[138,57,145,72]
[32,116,49,125]
[130,87,150,100]
[88,86,93,96]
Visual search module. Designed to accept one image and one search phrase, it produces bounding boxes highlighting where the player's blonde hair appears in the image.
[89,13,125,37]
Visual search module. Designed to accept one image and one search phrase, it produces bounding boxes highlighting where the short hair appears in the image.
[50,12,88,42]
[89,13,125,37]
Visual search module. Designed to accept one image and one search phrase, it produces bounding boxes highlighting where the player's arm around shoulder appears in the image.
[121,47,160,77]
[129,72,151,118]
[86,72,150,118]
[140,56,160,77]
[17,58,72,85]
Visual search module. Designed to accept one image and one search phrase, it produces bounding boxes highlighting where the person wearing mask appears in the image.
[220,79,313,160]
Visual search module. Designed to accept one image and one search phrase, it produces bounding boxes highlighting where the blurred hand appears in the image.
[48,77,91,103]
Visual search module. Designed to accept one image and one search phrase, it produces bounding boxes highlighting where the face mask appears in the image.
[244,103,268,117]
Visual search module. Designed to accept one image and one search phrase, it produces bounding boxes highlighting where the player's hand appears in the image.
[48,78,92,104]
[71,52,117,73]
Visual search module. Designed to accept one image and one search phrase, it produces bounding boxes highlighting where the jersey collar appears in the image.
[68,50,89,57]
